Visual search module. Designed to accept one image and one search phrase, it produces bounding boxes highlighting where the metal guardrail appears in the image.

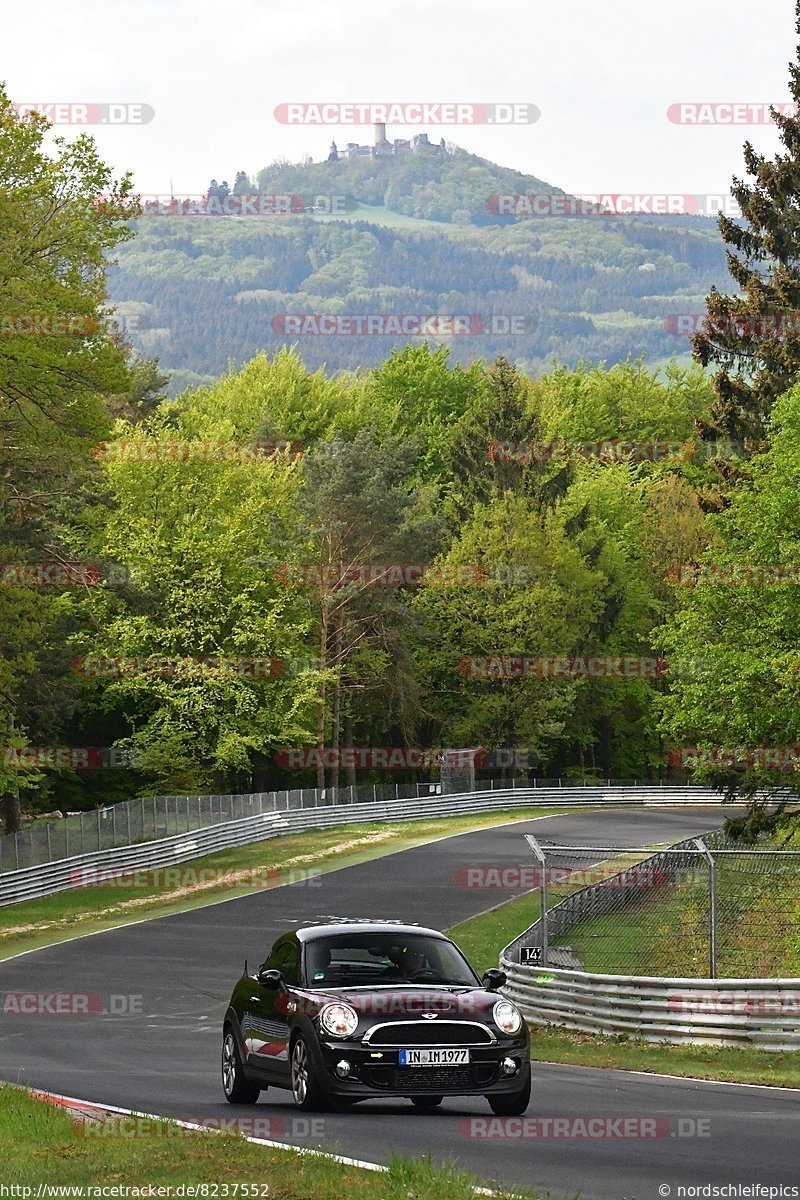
[0,776,718,874]
[0,784,723,907]
[500,826,800,1048]
[499,960,800,1050]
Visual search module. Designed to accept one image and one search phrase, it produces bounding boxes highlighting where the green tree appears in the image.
[0,86,134,831]
[413,495,603,769]
[286,430,443,790]
[659,383,800,830]
[83,424,316,794]
[693,3,800,447]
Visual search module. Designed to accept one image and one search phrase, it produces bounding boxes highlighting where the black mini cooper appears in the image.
[222,921,530,1113]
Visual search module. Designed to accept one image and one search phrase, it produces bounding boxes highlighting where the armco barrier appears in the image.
[0,776,725,873]
[499,827,800,1048]
[0,785,723,907]
[499,960,800,1050]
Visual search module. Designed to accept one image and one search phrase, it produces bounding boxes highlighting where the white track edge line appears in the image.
[20,1086,496,1196]
[533,1059,800,1092]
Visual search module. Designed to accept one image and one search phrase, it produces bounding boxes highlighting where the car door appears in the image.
[242,940,299,1084]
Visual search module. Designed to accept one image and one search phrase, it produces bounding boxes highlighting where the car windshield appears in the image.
[303,931,479,988]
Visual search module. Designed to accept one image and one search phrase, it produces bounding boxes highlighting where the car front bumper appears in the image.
[311,1037,531,1098]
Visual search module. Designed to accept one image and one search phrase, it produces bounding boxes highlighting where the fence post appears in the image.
[525,834,548,968]
[694,838,717,978]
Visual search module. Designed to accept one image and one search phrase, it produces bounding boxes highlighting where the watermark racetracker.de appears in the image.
[271,314,532,337]
[71,655,285,679]
[458,1115,711,1138]
[487,438,693,463]
[2,992,142,1015]
[486,193,743,218]
[13,101,154,124]
[69,865,322,890]
[666,102,797,124]
[274,102,540,125]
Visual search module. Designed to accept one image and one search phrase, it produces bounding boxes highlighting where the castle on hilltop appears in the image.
[327,123,449,162]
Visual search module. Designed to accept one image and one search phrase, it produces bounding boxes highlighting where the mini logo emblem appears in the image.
[421,1012,438,1020]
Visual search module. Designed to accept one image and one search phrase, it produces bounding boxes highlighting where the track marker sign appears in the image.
[520,946,542,964]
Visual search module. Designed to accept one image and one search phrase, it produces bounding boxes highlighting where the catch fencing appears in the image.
[512,830,800,978]
[0,777,714,875]
[0,783,723,906]
[501,827,800,1046]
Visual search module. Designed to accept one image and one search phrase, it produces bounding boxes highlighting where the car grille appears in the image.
[363,1021,494,1047]
[362,1063,499,1091]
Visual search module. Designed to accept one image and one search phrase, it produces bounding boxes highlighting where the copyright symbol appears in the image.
[660,1187,671,1196]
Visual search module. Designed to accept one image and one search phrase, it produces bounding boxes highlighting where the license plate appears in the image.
[398,1048,470,1066]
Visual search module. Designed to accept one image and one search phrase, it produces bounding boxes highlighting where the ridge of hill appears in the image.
[110,145,728,391]
[252,144,563,225]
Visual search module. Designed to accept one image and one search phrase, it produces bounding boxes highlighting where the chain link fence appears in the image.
[0,775,676,875]
[520,830,800,979]
[0,783,421,873]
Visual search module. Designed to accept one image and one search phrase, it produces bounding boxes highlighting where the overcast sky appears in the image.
[3,0,796,199]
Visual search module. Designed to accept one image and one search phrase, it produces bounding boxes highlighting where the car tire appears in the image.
[410,1095,444,1109]
[290,1034,331,1111]
[222,1029,261,1104]
[487,1074,531,1116]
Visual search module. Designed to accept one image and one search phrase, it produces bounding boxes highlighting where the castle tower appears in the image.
[374,122,388,147]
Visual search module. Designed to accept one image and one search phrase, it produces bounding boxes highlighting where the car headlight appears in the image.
[319,1002,359,1038]
[493,999,522,1035]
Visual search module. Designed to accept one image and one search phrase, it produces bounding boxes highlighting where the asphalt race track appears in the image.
[1,806,796,1199]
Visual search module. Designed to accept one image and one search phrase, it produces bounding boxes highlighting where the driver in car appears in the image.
[384,944,428,979]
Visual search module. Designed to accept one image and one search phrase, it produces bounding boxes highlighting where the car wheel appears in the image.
[290,1035,330,1111]
[222,1030,261,1104]
[487,1075,531,1116]
[410,1095,443,1109]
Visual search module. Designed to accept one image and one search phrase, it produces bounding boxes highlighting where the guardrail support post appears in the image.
[525,834,548,967]
[694,838,717,978]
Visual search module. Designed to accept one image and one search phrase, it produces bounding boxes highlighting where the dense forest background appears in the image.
[4,85,800,832]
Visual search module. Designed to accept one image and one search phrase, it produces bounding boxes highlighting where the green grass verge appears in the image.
[448,891,541,977]
[0,1086,535,1196]
[446,851,655,975]
[523,1025,800,1088]
[0,806,578,961]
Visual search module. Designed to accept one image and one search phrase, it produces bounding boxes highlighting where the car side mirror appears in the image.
[481,968,507,992]
[257,968,285,990]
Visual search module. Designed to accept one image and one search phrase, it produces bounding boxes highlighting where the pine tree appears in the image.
[694,2,800,448]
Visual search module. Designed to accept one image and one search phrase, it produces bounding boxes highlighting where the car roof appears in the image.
[294,921,448,943]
